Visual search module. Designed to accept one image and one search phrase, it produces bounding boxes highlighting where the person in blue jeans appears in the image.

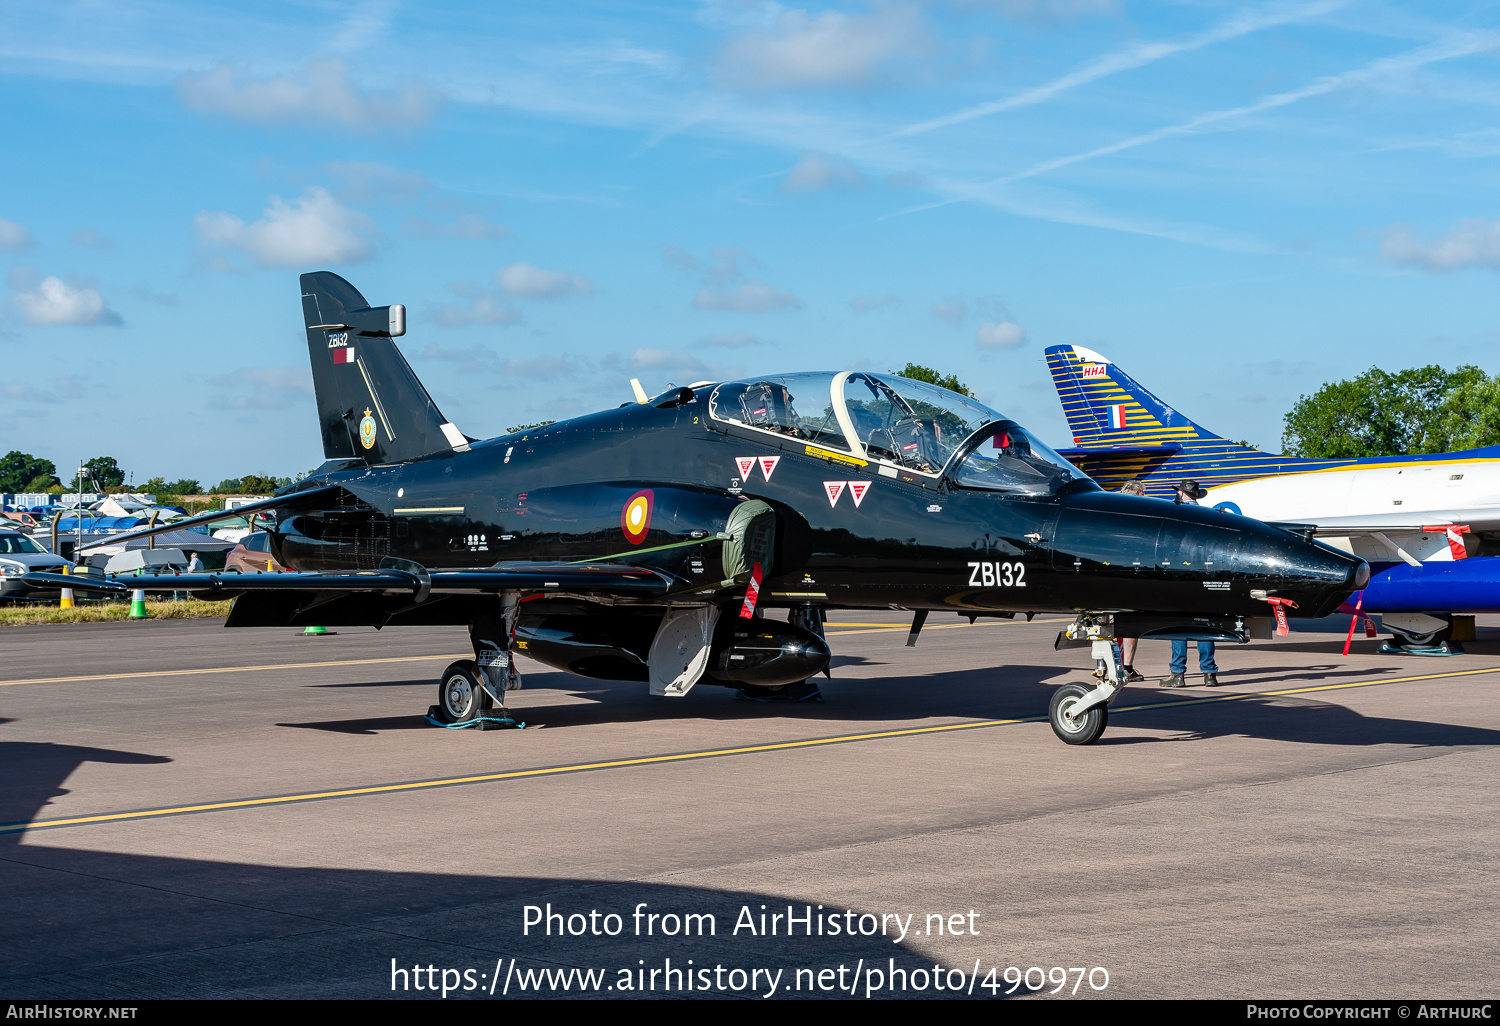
[1162,479,1220,688]
[1166,638,1218,687]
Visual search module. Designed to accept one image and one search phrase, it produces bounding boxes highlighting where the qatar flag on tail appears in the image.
[332,347,356,365]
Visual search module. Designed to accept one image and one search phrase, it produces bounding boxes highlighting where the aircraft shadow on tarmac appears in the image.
[0,740,1003,1000]
[268,662,1500,750]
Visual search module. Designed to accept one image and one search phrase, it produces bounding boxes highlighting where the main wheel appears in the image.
[434,660,486,724]
[1049,682,1108,745]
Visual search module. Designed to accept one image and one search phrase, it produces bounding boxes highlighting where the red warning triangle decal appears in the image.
[734,457,756,481]
[759,455,780,481]
[823,481,846,507]
[848,480,870,507]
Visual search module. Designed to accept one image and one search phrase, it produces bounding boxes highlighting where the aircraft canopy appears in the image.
[708,371,1088,496]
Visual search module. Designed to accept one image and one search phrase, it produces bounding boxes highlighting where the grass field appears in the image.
[0,599,232,626]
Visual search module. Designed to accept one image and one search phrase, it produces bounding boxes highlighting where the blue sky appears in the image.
[4,0,1500,485]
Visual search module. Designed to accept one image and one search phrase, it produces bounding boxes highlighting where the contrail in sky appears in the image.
[887,0,1348,140]
[992,30,1500,185]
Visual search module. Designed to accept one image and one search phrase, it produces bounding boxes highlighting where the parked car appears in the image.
[225,531,286,573]
[0,531,75,600]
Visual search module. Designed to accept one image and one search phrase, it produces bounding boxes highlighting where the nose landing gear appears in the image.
[1048,637,1126,745]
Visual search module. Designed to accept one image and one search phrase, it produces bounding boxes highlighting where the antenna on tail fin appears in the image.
[300,271,471,465]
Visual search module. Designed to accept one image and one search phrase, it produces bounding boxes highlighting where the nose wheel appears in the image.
[1049,682,1109,745]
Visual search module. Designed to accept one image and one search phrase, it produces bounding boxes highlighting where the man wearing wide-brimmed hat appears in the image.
[1163,480,1219,688]
[1173,480,1208,503]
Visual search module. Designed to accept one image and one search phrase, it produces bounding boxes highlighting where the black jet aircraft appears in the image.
[26,272,1368,745]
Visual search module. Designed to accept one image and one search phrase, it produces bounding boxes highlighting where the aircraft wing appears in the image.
[1287,509,1500,535]
[20,561,684,600]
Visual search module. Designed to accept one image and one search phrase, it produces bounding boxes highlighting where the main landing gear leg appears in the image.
[1049,640,1123,745]
[428,592,526,730]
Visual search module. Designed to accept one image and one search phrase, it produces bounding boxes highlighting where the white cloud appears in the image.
[989,0,1120,23]
[196,188,376,269]
[10,269,122,326]
[419,342,500,374]
[670,244,798,312]
[403,213,509,240]
[694,281,800,312]
[780,151,866,193]
[719,4,931,90]
[133,284,180,307]
[2,382,60,404]
[207,366,314,409]
[177,58,440,131]
[931,296,968,325]
[976,321,1028,349]
[427,282,524,326]
[494,262,593,298]
[850,294,898,314]
[0,219,34,252]
[1381,218,1500,271]
[71,227,113,250]
[501,356,574,378]
[327,161,432,204]
[422,343,495,362]
[664,244,757,284]
[696,331,765,348]
[629,347,711,373]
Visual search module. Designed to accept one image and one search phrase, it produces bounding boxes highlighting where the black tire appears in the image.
[1049,682,1108,745]
[434,660,486,725]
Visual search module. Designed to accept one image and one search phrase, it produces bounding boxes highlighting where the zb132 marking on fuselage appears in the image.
[968,561,1026,587]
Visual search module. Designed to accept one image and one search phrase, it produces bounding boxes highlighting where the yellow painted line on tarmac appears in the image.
[7,663,1499,837]
[0,654,471,688]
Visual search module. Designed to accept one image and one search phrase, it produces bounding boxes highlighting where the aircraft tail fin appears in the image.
[1044,344,1226,447]
[300,271,469,465]
[1042,344,1300,493]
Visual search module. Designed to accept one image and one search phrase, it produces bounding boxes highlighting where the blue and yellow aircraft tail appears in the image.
[1044,344,1363,495]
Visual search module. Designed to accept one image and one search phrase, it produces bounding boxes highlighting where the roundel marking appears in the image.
[359,409,377,450]
[622,489,654,544]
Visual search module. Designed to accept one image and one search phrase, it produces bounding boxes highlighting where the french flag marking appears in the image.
[1107,405,1128,430]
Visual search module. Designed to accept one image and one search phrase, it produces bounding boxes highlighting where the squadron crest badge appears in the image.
[359,409,377,449]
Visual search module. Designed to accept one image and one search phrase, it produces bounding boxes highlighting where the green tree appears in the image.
[210,478,242,494]
[143,476,201,496]
[237,474,280,494]
[1438,377,1500,451]
[507,420,556,433]
[893,363,973,397]
[1282,365,1488,458]
[0,451,58,493]
[69,456,125,490]
[19,473,62,494]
